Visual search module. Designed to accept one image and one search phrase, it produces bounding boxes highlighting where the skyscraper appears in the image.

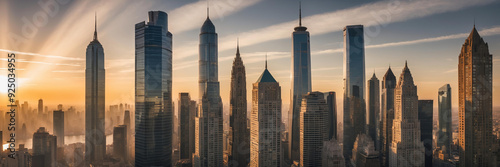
[33,127,57,167]
[458,26,494,167]
[229,40,250,166]
[418,100,433,167]
[113,125,128,162]
[437,84,452,159]
[38,99,43,115]
[299,92,328,167]
[352,134,380,167]
[380,67,396,166]
[179,93,195,160]
[343,25,366,161]
[288,3,312,162]
[193,10,224,167]
[85,14,105,166]
[389,62,425,167]
[325,92,337,140]
[250,60,281,167]
[53,110,64,147]
[123,110,131,135]
[367,73,379,149]
[135,11,173,166]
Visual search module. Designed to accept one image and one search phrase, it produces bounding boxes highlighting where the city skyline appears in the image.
[0,0,499,113]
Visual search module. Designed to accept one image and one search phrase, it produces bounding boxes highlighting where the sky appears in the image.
[0,0,499,114]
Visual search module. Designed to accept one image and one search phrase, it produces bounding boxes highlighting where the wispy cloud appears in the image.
[174,0,495,61]
[443,69,458,74]
[52,70,84,73]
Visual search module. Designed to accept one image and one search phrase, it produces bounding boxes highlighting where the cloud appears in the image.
[443,69,458,74]
[174,0,495,61]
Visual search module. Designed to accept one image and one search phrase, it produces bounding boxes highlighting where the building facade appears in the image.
[135,11,173,166]
[380,67,396,166]
[113,125,127,162]
[250,63,281,167]
[322,139,345,167]
[33,127,57,167]
[85,14,106,166]
[418,100,433,167]
[288,5,312,163]
[194,12,224,167]
[53,110,64,147]
[437,84,452,159]
[352,134,380,167]
[229,41,250,166]
[389,62,425,167]
[343,25,366,161]
[179,93,195,160]
[367,73,380,149]
[299,92,328,167]
[458,26,494,167]
[325,92,337,140]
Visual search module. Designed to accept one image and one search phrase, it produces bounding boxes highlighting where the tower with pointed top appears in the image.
[229,40,250,166]
[389,62,425,167]
[250,59,281,167]
[343,25,366,162]
[288,2,312,162]
[85,13,106,166]
[380,66,396,166]
[458,26,494,167]
[367,72,379,150]
[134,11,173,166]
[194,8,224,167]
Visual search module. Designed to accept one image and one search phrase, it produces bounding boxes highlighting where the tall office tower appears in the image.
[458,26,494,167]
[380,67,396,166]
[299,92,328,167]
[325,92,337,140]
[193,10,224,167]
[120,103,124,113]
[343,25,366,161]
[367,73,380,150]
[135,11,173,166]
[352,134,380,167]
[38,99,43,115]
[229,41,250,166]
[250,61,281,167]
[437,84,452,159]
[124,110,131,134]
[179,93,195,160]
[389,62,425,166]
[58,104,63,111]
[322,139,345,167]
[288,4,312,162]
[189,100,197,157]
[32,127,57,167]
[418,100,433,167]
[53,110,64,147]
[113,125,128,162]
[85,14,106,166]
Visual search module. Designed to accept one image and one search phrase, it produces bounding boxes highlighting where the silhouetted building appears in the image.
[437,84,452,159]
[288,4,312,163]
[193,10,223,167]
[343,25,366,162]
[179,93,195,160]
[53,110,64,147]
[458,26,494,167]
[367,73,379,150]
[135,11,173,166]
[113,125,128,162]
[418,100,433,167]
[85,14,106,166]
[389,62,425,166]
[380,67,396,166]
[300,92,328,167]
[33,127,57,167]
[250,60,281,167]
[325,92,337,140]
[229,41,250,166]
[38,99,43,115]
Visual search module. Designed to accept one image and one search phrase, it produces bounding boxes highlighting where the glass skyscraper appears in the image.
[85,14,106,166]
[437,84,452,158]
[288,5,312,162]
[135,11,173,167]
[343,25,366,161]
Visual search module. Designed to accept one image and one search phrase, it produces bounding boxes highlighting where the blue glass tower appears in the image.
[193,10,224,166]
[85,14,105,166]
[342,25,365,161]
[288,4,312,162]
[135,11,173,167]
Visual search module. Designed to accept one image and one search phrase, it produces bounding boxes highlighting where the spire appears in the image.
[265,53,268,69]
[207,0,210,18]
[236,38,240,56]
[94,12,97,40]
[299,1,302,27]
